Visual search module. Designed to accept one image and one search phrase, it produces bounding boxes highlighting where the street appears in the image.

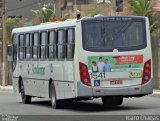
[0,91,160,115]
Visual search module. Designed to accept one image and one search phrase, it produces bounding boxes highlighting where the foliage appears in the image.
[149,13,160,38]
[87,11,100,17]
[129,0,160,88]
[0,19,2,28]
[6,18,20,42]
[130,0,160,37]
[32,3,55,23]
[130,0,153,16]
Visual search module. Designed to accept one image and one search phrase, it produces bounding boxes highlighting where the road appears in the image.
[0,91,160,121]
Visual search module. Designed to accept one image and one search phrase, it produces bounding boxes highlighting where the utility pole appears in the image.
[2,0,7,86]
[55,0,61,20]
[74,0,77,11]
[113,0,116,16]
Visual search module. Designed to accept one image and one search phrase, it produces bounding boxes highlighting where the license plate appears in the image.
[110,80,123,85]
[129,71,142,78]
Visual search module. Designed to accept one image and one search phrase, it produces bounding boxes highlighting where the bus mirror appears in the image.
[7,44,13,61]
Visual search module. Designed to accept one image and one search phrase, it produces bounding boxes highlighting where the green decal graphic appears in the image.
[88,55,143,72]
[32,65,45,75]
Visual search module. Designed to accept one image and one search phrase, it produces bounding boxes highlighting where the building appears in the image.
[6,0,96,19]
[153,0,160,11]
[7,0,56,19]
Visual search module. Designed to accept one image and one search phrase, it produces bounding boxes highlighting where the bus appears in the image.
[8,16,153,109]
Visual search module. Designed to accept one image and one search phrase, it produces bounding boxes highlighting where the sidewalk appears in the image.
[0,85,13,91]
[0,85,160,95]
[153,89,160,95]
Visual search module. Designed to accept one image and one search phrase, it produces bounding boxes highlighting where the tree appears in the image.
[130,0,153,16]
[130,0,160,89]
[6,18,20,43]
[32,3,55,23]
[130,0,160,35]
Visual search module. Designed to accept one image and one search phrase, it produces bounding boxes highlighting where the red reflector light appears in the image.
[79,62,91,87]
[83,72,87,77]
[134,88,139,91]
[142,59,151,85]
[96,90,101,92]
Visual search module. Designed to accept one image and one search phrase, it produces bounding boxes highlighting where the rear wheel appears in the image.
[50,81,60,109]
[20,81,31,104]
[102,96,123,106]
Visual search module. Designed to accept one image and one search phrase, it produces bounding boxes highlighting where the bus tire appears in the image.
[20,81,31,104]
[102,96,123,106]
[115,96,123,105]
[50,81,59,109]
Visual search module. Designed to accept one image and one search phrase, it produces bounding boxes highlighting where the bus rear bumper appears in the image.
[77,79,153,97]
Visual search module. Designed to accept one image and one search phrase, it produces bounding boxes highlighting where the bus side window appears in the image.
[25,34,31,60]
[48,31,56,59]
[12,34,18,60]
[30,34,33,59]
[32,33,39,59]
[57,30,66,59]
[19,34,24,60]
[67,29,75,59]
[40,32,47,59]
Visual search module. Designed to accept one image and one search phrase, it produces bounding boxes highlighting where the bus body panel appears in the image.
[12,60,76,99]
[11,16,153,102]
[77,48,152,88]
[12,77,19,93]
[11,20,78,99]
[76,17,153,98]
[77,79,153,97]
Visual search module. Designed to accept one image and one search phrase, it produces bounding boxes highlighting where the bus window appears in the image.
[12,34,18,61]
[40,32,47,59]
[58,30,66,59]
[30,34,32,59]
[48,31,56,59]
[32,33,39,59]
[82,19,146,52]
[25,34,31,60]
[67,29,75,59]
[19,34,24,60]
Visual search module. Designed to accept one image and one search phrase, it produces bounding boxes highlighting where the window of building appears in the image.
[48,31,57,59]
[19,34,24,60]
[40,32,47,59]
[32,33,39,59]
[57,30,66,59]
[67,29,75,59]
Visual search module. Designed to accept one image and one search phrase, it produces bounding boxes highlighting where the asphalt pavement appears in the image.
[0,86,160,121]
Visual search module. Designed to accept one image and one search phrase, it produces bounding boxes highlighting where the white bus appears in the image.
[8,16,153,109]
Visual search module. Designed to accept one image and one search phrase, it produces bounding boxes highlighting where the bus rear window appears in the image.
[82,18,147,52]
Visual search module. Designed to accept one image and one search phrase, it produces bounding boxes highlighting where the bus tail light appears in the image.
[142,60,151,85]
[79,62,91,86]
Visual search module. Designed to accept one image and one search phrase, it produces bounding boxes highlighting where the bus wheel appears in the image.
[50,81,59,109]
[20,81,31,104]
[115,96,123,105]
[102,96,123,106]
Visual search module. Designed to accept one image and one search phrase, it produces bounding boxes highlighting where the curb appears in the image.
[0,86,13,91]
[152,90,160,96]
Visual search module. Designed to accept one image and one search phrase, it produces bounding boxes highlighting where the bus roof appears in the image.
[12,16,147,34]
[12,19,78,34]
